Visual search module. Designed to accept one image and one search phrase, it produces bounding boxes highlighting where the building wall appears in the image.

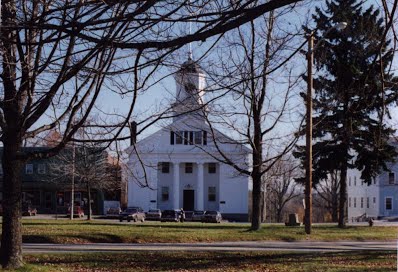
[347,168,379,220]
[378,162,398,217]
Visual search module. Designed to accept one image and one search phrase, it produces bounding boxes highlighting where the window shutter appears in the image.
[170,131,175,145]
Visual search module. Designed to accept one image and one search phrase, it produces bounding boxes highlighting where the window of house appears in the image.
[354,176,357,186]
[208,186,216,202]
[22,191,40,206]
[194,131,202,145]
[176,131,183,145]
[388,172,395,184]
[349,177,351,186]
[353,197,356,208]
[160,162,170,173]
[25,164,33,174]
[373,178,377,185]
[57,192,65,206]
[366,197,369,209]
[373,197,376,204]
[386,197,392,210]
[348,197,351,208]
[183,131,189,145]
[38,164,46,174]
[170,131,175,145]
[208,163,216,174]
[161,187,169,201]
[203,131,207,145]
[185,163,193,173]
[360,197,363,208]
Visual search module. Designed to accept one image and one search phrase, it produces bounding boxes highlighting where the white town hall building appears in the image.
[126,57,250,221]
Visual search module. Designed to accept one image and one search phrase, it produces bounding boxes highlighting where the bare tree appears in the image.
[47,145,120,220]
[263,155,301,223]
[0,0,308,267]
[313,170,340,222]
[201,11,303,230]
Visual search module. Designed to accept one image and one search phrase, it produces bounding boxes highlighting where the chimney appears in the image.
[130,121,137,146]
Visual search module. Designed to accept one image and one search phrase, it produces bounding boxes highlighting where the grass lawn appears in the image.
[5,251,396,271]
[19,219,398,244]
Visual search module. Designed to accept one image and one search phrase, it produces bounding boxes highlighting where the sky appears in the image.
[32,0,398,154]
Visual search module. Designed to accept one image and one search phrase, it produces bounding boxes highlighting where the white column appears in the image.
[196,162,204,210]
[173,162,180,209]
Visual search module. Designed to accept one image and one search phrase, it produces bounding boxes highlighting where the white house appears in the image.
[347,148,398,220]
[347,168,379,220]
[125,57,250,221]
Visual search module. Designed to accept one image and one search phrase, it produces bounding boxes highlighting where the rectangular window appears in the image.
[203,131,207,145]
[38,164,46,174]
[194,131,202,145]
[360,197,363,208]
[189,131,194,145]
[176,131,183,145]
[208,186,216,202]
[208,163,216,174]
[353,197,356,208]
[160,162,170,173]
[348,197,351,208]
[388,172,395,184]
[57,192,65,206]
[366,197,369,209]
[183,131,189,145]
[25,164,33,174]
[373,197,376,204]
[354,176,357,186]
[170,131,175,145]
[161,187,169,201]
[386,197,392,210]
[22,191,40,206]
[349,177,351,186]
[373,178,377,185]
[185,163,193,174]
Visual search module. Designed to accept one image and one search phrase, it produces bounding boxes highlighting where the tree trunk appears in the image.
[251,175,262,230]
[276,209,282,223]
[0,141,23,268]
[338,163,348,228]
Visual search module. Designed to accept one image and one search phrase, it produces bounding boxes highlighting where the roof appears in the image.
[178,57,203,74]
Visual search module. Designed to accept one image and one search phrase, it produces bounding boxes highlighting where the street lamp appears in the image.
[305,22,347,235]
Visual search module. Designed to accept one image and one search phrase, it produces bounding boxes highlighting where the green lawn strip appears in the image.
[19,220,398,244]
[5,251,395,272]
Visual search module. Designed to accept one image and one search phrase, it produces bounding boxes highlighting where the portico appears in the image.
[160,160,219,211]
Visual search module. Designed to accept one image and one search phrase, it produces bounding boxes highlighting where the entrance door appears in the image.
[183,190,195,211]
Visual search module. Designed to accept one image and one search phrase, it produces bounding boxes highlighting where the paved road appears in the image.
[23,241,397,254]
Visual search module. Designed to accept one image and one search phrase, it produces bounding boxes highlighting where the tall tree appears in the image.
[0,0,306,268]
[205,11,301,230]
[294,0,398,228]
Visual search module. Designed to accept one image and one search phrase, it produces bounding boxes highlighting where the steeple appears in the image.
[173,56,206,120]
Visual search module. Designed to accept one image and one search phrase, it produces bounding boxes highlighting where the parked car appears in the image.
[106,207,121,218]
[119,207,145,222]
[191,210,206,222]
[145,209,162,221]
[22,203,37,216]
[67,206,84,218]
[161,210,181,222]
[203,211,222,223]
